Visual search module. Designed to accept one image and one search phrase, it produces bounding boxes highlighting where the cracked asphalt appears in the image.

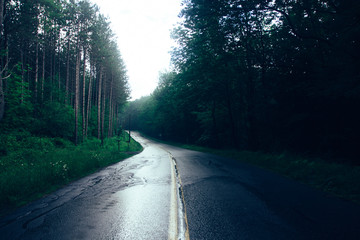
[1,132,360,239]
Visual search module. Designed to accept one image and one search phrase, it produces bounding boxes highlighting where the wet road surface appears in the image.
[1,132,360,239]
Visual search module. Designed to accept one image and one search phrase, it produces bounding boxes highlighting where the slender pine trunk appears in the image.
[0,0,3,121]
[49,43,53,102]
[0,65,3,121]
[82,47,86,141]
[34,41,39,102]
[74,39,81,145]
[65,39,70,104]
[58,46,61,101]
[21,50,24,104]
[41,46,45,102]
[107,75,113,138]
[101,72,106,146]
[85,62,93,138]
[97,67,103,139]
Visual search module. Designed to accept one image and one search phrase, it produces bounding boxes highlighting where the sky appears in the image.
[91,0,183,100]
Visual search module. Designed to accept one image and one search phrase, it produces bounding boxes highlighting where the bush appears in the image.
[33,101,74,139]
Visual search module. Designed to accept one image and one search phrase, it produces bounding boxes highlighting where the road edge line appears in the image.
[174,158,190,240]
[169,154,178,240]
[168,153,190,240]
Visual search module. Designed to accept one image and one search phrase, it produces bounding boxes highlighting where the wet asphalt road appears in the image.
[1,132,360,239]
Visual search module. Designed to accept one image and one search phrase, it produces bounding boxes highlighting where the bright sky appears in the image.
[91,0,183,100]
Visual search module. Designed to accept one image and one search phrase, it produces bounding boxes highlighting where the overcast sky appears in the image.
[91,0,183,100]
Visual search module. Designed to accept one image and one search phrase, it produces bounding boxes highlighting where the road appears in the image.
[1,132,360,239]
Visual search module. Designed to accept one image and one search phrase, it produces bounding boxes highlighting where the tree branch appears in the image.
[266,6,331,45]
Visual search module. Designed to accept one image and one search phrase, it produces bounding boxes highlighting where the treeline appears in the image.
[125,0,360,163]
[0,0,129,146]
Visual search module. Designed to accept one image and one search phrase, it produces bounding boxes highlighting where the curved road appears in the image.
[1,132,360,239]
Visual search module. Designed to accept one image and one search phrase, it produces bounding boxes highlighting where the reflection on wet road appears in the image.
[1,132,360,239]
[0,133,187,240]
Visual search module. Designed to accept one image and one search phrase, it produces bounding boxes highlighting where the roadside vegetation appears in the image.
[181,144,360,205]
[0,0,136,216]
[0,131,142,214]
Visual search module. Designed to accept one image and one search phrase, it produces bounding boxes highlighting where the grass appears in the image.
[0,131,142,215]
[179,144,360,204]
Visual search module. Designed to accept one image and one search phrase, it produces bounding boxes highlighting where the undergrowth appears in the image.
[0,131,142,213]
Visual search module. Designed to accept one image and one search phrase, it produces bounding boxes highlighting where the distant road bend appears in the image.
[1,132,360,239]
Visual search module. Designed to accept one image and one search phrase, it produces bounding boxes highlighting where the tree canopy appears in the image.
[125,0,360,163]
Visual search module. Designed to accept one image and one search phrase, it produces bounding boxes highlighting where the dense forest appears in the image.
[125,0,360,164]
[0,0,129,149]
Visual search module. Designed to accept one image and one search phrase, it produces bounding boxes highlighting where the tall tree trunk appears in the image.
[0,62,3,121]
[82,47,86,141]
[49,44,53,102]
[85,62,93,138]
[58,45,61,101]
[101,73,106,146]
[0,71,3,121]
[74,41,81,145]
[110,102,114,137]
[0,0,4,42]
[110,99,116,137]
[35,41,39,101]
[0,0,6,121]
[107,75,113,138]
[21,50,24,104]
[41,46,45,102]
[65,39,70,104]
[115,103,120,136]
[107,96,112,138]
[97,66,103,139]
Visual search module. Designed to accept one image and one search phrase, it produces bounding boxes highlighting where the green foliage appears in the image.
[123,72,199,143]
[0,131,142,212]
[34,101,75,139]
[1,64,33,132]
[0,0,133,214]
[127,0,360,163]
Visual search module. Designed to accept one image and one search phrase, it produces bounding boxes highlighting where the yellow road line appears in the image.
[168,153,190,240]
[176,160,190,240]
[168,156,178,240]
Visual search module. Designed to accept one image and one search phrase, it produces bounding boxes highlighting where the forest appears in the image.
[125,0,360,164]
[0,0,138,209]
[0,0,129,148]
